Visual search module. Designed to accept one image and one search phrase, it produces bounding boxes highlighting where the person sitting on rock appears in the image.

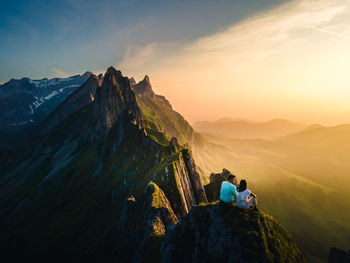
[237,179,258,209]
[219,174,238,204]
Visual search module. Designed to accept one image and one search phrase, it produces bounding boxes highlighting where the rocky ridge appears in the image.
[0,67,305,263]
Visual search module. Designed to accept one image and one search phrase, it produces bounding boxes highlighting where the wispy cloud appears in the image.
[51,67,71,78]
[304,25,350,40]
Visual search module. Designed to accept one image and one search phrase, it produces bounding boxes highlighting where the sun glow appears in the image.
[119,0,350,125]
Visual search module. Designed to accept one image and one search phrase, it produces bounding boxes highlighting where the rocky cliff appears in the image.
[328,247,350,263]
[161,202,306,263]
[205,168,231,202]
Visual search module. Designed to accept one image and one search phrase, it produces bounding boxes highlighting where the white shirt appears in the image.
[237,189,251,208]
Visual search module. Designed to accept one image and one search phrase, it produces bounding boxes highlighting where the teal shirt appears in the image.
[220,181,238,203]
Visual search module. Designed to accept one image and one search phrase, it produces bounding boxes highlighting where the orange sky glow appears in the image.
[116,0,350,125]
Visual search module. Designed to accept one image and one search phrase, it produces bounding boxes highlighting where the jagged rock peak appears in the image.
[132,74,154,97]
[142,75,150,83]
[92,66,142,131]
[103,66,123,83]
[82,71,93,78]
[129,77,137,85]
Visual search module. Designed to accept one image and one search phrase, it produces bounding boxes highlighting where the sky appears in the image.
[1,0,350,125]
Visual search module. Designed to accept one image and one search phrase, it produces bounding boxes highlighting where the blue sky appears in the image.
[0,0,288,82]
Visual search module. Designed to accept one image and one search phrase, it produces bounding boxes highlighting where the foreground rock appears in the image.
[205,168,231,202]
[161,202,306,263]
[328,247,350,263]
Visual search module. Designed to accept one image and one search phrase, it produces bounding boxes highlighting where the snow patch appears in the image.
[9,120,32,126]
[44,90,59,100]
[29,105,34,114]
[29,77,76,88]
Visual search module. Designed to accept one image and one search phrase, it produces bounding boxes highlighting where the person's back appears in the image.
[236,179,257,209]
[220,174,237,203]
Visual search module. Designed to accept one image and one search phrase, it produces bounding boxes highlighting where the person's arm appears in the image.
[246,192,256,202]
[232,186,238,201]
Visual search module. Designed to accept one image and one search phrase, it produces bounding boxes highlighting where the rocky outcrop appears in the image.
[118,182,178,263]
[182,148,208,204]
[141,182,178,236]
[93,67,142,132]
[205,168,231,202]
[328,247,350,263]
[161,202,306,263]
[132,75,155,97]
[154,144,208,217]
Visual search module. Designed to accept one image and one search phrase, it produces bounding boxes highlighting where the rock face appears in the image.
[92,67,142,132]
[39,73,102,134]
[132,75,154,97]
[161,202,306,263]
[205,168,231,202]
[328,247,350,263]
[142,182,178,236]
[118,182,178,263]
[182,148,208,204]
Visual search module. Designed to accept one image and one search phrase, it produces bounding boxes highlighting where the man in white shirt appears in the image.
[219,174,238,203]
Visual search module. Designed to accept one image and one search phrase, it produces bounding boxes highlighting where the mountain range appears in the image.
[193,118,307,140]
[0,67,347,263]
[0,72,92,149]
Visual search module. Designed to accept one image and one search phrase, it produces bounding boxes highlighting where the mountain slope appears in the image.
[0,67,208,262]
[0,72,92,149]
[132,76,242,180]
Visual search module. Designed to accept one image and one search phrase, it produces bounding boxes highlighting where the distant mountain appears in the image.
[200,124,350,262]
[0,67,302,262]
[193,118,307,140]
[0,72,92,149]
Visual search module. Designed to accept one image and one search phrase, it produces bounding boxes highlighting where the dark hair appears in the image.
[239,179,247,192]
[227,174,236,181]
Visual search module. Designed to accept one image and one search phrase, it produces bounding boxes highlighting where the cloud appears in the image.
[303,25,350,40]
[118,0,350,125]
[51,67,71,78]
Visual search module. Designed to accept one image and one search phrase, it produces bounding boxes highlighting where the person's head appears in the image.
[227,174,236,185]
[239,179,247,192]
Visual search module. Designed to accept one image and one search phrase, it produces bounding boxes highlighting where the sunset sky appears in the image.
[1,0,350,125]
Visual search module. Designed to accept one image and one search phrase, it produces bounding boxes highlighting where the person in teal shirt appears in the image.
[220,174,238,203]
